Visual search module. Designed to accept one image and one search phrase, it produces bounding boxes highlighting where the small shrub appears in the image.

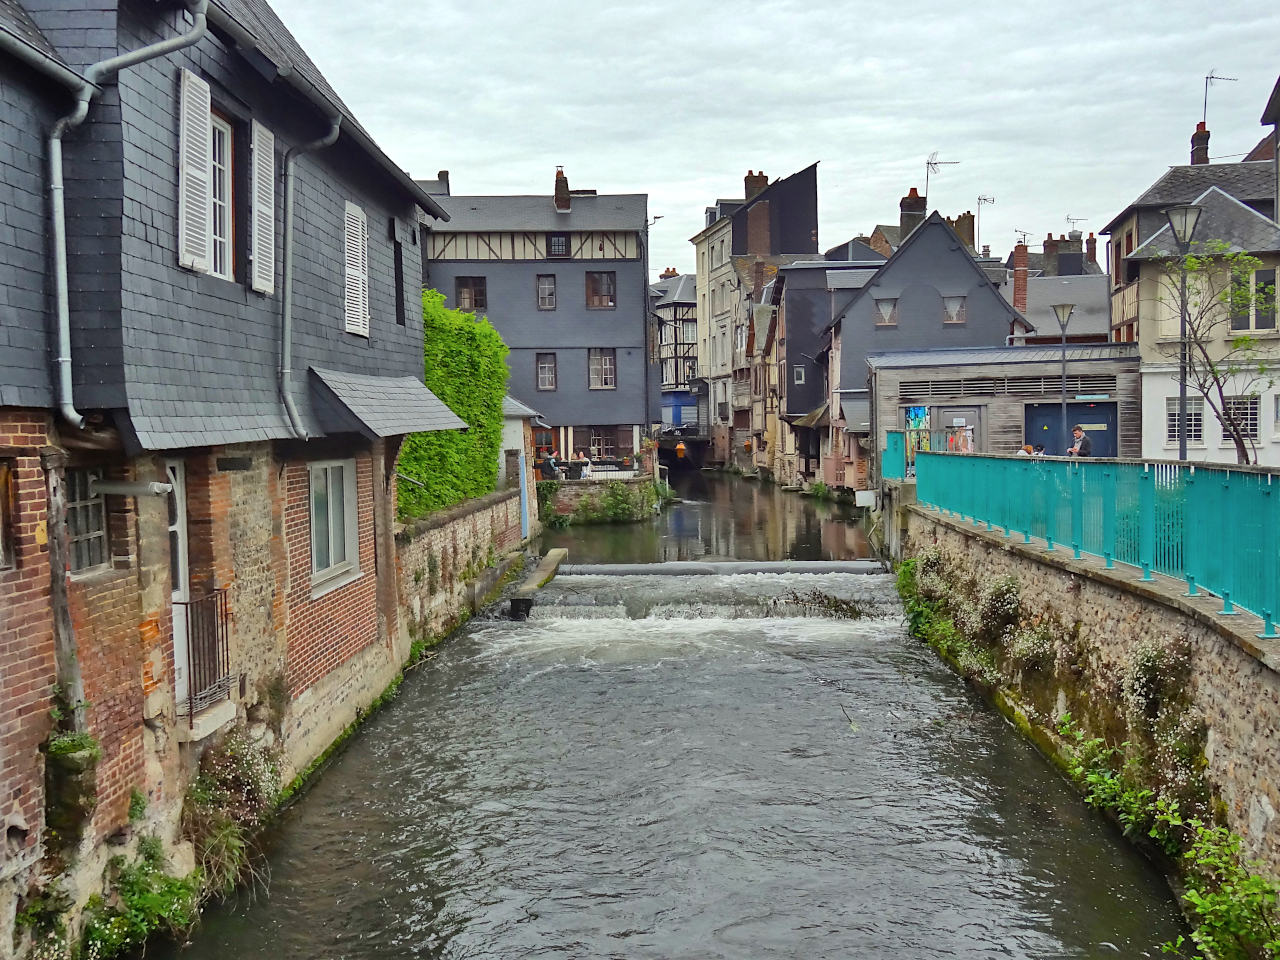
[1007,620,1056,671]
[808,480,830,500]
[975,575,1021,641]
[80,854,201,959]
[128,787,147,824]
[1122,636,1191,726]
[46,731,101,761]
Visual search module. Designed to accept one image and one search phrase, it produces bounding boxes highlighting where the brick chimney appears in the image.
[659,266,679,279]
[899,187,927,239]
[554,166,571,212]
[1042,232,1059,277]
[745,170,768,200]
[948,211,975,249]
[1013,243,1028,314]
[1085,232,1098,266]
[1191,122,1210,165]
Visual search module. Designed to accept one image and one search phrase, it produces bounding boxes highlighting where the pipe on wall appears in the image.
[279,116,342,440]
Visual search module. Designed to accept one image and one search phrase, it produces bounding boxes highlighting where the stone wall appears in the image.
[540,476,654,518]
[904,504,1280,875]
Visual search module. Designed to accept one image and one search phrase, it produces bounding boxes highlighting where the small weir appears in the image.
[164,475,1186,959]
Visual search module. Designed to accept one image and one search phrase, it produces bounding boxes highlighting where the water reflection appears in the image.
[538,470,872,564]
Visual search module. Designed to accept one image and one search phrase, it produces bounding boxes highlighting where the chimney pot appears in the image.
[1191,122,1210,165]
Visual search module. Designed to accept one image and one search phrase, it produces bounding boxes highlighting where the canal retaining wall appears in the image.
[895,491,1280,877]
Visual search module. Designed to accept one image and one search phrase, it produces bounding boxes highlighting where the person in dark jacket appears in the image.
[1068,425,1092,457]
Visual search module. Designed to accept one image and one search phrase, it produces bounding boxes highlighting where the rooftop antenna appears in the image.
[1065,215,1087,232]
[924,151,960,205]
[1203,69,1238,124]
[1014,228,1030,246]
[976,195,995,252]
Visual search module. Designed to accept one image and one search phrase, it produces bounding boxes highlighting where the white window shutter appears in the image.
[343,202,369,336]
[249,120,276,294]
[177,68,212,272]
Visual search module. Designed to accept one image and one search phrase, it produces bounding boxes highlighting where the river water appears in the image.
[164,473,1184,959]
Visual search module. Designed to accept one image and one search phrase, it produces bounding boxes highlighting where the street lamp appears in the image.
[1165,203,1202,461]
[1052,302,1074,455]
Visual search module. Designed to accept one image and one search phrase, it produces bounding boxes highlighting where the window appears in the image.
[0,461,12,569]
[343,202,370,336]
[209,114,233,280]
[537,274,556,310]
[393,239,405,325]
[66,468,107,573]
[942,296,966,324]
[589,348,617,389]
[589,428,616,460]
[586,271,616,309]
[548,233,569,258]
[1165,397,1204,445]
[875,298,898,326]
[1232,269,1276,331]
[793,365,806,385]
[662,359,675,385]
[456,276,487,311]
[536,352,557,391]
[533,429,553,455]
[1224,396,1260,441]
[681,320,697,343]
[309,460,358,587]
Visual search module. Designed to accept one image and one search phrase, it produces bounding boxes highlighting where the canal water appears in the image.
[163,473,1184,959]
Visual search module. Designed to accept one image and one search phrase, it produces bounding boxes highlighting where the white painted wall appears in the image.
[1141,364,1280,466]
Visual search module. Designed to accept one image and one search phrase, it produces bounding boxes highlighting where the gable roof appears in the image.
[428,193,647,233]
[1128,185,1280,259]
[1101,161,1272,235]
[824,238,884,262]
[871,224,901,247]
[204,1,448,220]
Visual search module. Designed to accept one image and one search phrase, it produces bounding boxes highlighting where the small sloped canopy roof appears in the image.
[1128,186,1280,260]
[502,395,540,419]
[791,401,829,428]
[310,367,465,438]
[841,397,870,434]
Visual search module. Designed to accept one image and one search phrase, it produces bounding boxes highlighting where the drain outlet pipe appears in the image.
[47,0,209,430]
[279,117,342,440]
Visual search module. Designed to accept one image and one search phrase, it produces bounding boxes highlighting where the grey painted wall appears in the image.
[838,216,1023,400]
[777,269,831,417]
[0,56,62,408]
[19,0,429,449]
[426,257,651,427]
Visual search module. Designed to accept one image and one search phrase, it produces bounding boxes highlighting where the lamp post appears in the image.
[1052,302,1074,455]
[1165,203,1202,461]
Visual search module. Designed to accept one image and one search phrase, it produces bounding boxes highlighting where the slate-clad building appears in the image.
[0,0,461,917]
[422,169,654,462]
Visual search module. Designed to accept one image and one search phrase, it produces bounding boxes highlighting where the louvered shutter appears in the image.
[249,120,276,294]
[177,69,212,272]
[343,202,370,336]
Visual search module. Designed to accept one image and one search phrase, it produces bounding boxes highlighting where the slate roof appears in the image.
[825,238,884,261]
[656,273,696,306]
[826,269,877,290]
[430,193,647,233]
[502,395,539,419]
[0,0,59,59]
[872,224,901,246]
[1020,274,1111,337]
[1102,161,1273,234]
[866,343,1140,369]
[1128,186,1280,259]
[310,367,465,438]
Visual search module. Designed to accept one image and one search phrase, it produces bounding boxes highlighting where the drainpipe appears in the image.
[46,0,209,429]
[279,117,342,440]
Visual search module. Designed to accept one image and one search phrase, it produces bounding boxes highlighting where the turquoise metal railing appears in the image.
[913,452,1279,637]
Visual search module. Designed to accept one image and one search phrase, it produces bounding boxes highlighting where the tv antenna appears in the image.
[976,195,995,252]
[1065,215,1087,231]
[1204,70,1237,124]
[924,151,960,203]
[1014,228,1030,246]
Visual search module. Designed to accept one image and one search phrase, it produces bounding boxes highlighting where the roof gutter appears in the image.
[202,5,449,222]
[43,0,209,430]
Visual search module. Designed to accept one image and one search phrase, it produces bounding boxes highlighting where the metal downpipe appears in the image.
[279,117,342,440]
[47,0,209,430]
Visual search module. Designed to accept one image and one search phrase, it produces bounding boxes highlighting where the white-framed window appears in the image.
[681,320,697,343]
[1230,269,1276,332]
[662,359,675,385]
[875,298,898,326]
[588,348,616,389]
[793,365,806,385]
[209,114,233,280]
[537,274,556,310]
[536,352,557,391]
[1224,396,1260,441]
[942,296,966,324]
[343,202,370,336]
[1165,397,1204,445]
[66,468,107,573]
[309,460,359,589]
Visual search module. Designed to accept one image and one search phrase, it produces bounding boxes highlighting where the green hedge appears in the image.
[398,289,509,518]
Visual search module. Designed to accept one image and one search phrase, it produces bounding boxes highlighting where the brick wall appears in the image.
[539,476,654,518]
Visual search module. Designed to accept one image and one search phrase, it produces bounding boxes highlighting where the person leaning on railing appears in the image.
[1067,425,1092,458]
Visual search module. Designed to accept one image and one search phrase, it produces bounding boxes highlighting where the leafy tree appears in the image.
[397,289,509,517]
[1152,240,1277,464]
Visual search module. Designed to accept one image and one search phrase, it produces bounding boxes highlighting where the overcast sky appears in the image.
[272,0,1279,278]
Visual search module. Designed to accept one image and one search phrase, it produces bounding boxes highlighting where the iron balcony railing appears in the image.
[913,452,1280,637]
[176,588,232,722]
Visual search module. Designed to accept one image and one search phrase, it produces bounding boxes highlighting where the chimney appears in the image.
[554,166,571,212]
[1191,122,1210,165]
[659,266,678,279]
[1042,232,1059,277]
[1013,243,1028,315]
[900,187,927,239]
[745,170,768,200]
[436,170,450,195]
[981,244,991,258]
[1085,232,1097,265]
[949,211,975,249]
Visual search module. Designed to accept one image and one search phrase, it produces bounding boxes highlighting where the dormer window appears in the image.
[875,298,898,326]
[942,296,966,324]
[548,233,570,258]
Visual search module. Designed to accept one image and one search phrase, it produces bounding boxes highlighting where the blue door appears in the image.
[1023,401,1118,457]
